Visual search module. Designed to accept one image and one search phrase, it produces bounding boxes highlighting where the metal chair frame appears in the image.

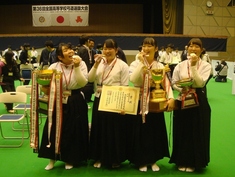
[0,92,28,147]
[13,85,32,130]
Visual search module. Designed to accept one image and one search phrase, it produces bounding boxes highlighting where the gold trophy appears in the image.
[36,69,55,114]
[149,68,167,112]
[176,78,199,109]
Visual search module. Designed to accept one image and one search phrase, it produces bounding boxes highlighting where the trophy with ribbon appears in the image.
[149,68,167,112]
[30,69,62,153]
[176,78,199,109]
[36,69,55,114]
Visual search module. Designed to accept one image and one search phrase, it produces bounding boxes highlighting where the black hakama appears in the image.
[128,102,170,167]
[89,97,127,167]
[169,89,211,168]
[38,89,89,165]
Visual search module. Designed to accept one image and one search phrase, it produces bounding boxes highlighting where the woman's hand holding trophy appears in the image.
[165,98,175,112]
[176,77,199,109]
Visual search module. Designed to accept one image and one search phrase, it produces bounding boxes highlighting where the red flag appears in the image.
[51,14,70,26]
[70,12,89,26]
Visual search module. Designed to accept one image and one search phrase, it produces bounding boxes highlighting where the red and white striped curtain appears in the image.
[32,5,89,27]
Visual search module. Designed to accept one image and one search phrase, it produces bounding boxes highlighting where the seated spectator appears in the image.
[214,59,228,82]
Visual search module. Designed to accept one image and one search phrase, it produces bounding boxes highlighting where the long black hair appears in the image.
[4,51,15,67]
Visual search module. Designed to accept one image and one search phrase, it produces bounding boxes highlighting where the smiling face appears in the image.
[142,37,158,57]
[88,40,95,49]
[142,43,156,56]
[57,43,74,65]
[187,38,203,57]
[102,39,118,63]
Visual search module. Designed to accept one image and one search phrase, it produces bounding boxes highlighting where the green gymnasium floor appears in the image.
[0,79,235,177]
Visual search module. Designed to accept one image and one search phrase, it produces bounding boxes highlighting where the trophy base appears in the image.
[151,89,166,100]
[149,99,167,113]
[181,93,199,109]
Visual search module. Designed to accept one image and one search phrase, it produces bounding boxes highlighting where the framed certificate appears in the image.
[98,85,140,115]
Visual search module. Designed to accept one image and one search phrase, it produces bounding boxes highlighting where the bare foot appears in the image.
[93,161,101,168]
[45,160,55,170]
[65,163,73,170]
[186,167,195,172]
[151,163,160,171]
[178,166,186,171]
[139,165,147,172]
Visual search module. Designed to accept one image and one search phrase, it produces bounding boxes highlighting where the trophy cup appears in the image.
[176,78,199,109]
[149,68,167,112]
[36,69,55,114]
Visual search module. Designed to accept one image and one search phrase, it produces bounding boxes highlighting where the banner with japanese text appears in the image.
[32,5,89,27]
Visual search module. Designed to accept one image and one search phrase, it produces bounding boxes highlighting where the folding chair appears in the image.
[20,64,33,85]
[14,85,44,126]
[13,85,32,126]
[0,92,27,147]
[15,85,31,109]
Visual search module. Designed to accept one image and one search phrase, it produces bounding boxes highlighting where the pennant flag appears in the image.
[51,14,70,26]
[32,13,51,27]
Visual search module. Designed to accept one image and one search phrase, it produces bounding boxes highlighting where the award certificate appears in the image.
[98,85,140,115]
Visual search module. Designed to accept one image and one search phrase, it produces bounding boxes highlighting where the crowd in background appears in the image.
[1,38,226,80]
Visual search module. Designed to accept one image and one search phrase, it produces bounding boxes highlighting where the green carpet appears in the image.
[0,79,235,177]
